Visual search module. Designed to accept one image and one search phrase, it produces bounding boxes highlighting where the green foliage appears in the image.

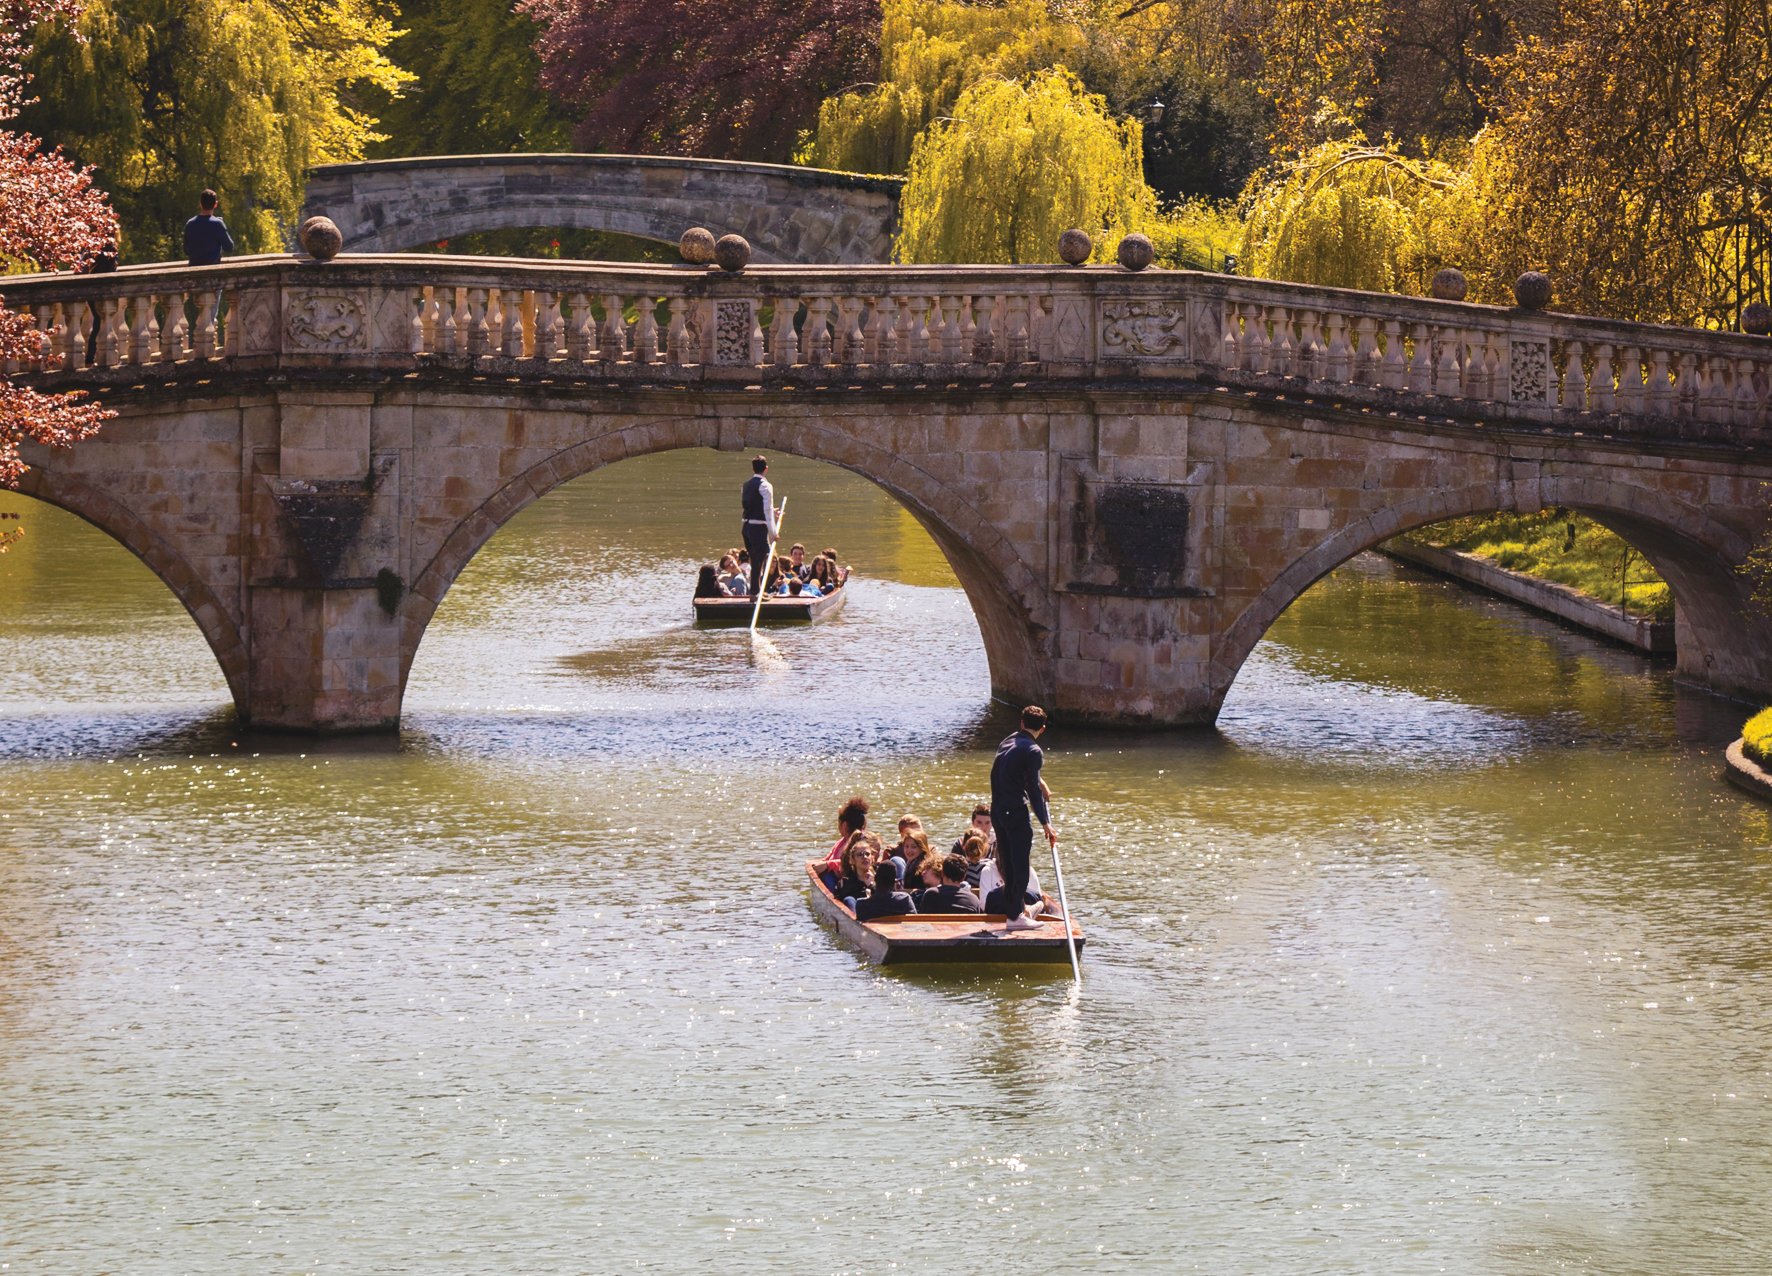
[798,0,1081,175]
[371,0,572,157]
[895,68,1154,264]
[1238,137,1466,294]
[1420,510,1675,622]
[23,0,411,261]
[1744,707,1772,765]
[1144,199,1243,271]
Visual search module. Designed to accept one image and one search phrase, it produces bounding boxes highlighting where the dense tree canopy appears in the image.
[521,0,880,162]
[23,0,410,260]
[1,0,117,492]
[895,68,1152,264]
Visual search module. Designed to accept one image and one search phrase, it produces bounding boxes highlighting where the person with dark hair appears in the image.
[914,854,983,914]
[183,189,234,267]
[740,456,780,597]
[854,859,917,922]
[695,563,732,600]
[785,542,809,581]
[950,804,995,860]
[717,554,747,595]
[990,705,1055,933]
[816,795,870,889]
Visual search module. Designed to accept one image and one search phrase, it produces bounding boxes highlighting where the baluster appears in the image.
[534,291,561,361]
[1377,319,1405,388]
[1324,313,1352,382]
[958,297,978,365]
[1674,352,1699,416]
[1005,295,1030,363]
[939,296,964,362]
[1557,340,1584,409]
[1648,349,1674,414]
[862,298,887,364]
[1296,310,1322,379]
[1349,316,1378,383]
[1028,295,1051,362]
[776,295,804,363]
[665,297,689,366]
[64,304,91,371]
[1220,306,1242,368]
[499,288,523,356]
[1456,330,1483,399]
[448,287,469,357]
[1405,322,1432,392]
[1270,306,1294,376]
[634,296,660,364]
[1702,355,1731,424]
[1590,344,1615,413]
[972,294,997,363]
[418,287,439,353]
[220,289,237,358]
[193,291,217,358]
[90,297,119,367]
[31,305,55,372]
[747,302,765,366]
[1618,346,1646,414]
[1734,357,1760,426]
[406,287,425,355]
[1433,325,1460,395]
[126,295,152,365]
[1242,304,1269,373]
[565,294,593,362]
[600,293,626,363]
[924,295,946,362]
[839,296,865,365]
[798,296,829,365]
[462,288,487,359]
[906,296,931,366]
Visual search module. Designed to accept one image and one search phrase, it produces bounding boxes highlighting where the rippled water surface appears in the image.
[3,451,1769,1273]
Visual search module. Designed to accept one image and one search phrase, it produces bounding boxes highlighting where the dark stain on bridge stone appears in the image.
[269,460,391,584]
[1072,482,1197,597]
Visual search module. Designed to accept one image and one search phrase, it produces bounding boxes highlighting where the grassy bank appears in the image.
[1412,510,1674,622]
[1745,708,1772,766]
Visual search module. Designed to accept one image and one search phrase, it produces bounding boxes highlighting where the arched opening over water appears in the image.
[401,449,999,755]
[1215,490,1756,762]
[0,490,237,716]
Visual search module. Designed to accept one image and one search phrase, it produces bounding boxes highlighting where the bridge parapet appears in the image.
[7,255,1770,447]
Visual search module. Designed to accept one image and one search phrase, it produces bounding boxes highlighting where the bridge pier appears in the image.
[246,586,404,731]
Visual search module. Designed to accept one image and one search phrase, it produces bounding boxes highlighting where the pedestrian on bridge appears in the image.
[183,189,234,267]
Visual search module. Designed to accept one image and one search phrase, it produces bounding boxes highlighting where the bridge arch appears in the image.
[396,415,1049,710]
[13,468,249,709]
[303,155,903,264]
[1214,473,1764,711]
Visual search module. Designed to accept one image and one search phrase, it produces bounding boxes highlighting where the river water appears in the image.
[2,450,1768,1274]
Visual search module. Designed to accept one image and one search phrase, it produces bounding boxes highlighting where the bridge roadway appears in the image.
[9,253,1772,731]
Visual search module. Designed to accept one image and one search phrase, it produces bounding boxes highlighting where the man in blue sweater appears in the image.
[990,704,1056,933]
[183,189,234,266]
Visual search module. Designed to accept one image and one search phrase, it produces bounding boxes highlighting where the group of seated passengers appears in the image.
[815,796,1054,921]
[695,542,851,601]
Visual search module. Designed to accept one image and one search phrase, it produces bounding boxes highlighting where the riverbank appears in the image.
[1381,537,1675,654]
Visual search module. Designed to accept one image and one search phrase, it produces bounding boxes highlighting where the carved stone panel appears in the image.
[1049,296,1090,362]
[713,300,755,366]
[285,291,368,353]
[1509,338,1552,404]
[1099,299,1190,359]
[232,288,280,356]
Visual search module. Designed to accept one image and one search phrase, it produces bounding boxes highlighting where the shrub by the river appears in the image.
[1419,510,1674,622]
[1744,708,1772,766]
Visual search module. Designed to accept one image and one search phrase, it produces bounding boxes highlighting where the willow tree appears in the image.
[799,0,1083,175]
[24,0,410,260]
[1238,138,1465,293]
[895,69,1154,264]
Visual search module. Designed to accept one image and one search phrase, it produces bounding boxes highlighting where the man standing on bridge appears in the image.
[183,189,234,267]
[740,455,781,596]
[991,705,1057,933]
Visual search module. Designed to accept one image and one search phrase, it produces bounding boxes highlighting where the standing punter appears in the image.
[990,705,1056,933]
[740,455,780,597]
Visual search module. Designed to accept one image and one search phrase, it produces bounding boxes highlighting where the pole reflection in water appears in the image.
[1,449,1767,1273]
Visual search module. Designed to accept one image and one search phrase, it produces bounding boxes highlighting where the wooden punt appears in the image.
[805,862,1085,966]
[693,583,848,626]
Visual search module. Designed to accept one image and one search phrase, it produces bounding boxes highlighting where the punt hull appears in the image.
[694,585,847,626]
[805,863,1085,966]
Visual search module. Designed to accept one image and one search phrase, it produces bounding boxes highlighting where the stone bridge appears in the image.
[8,253,1772,732]
[302,155,903,264]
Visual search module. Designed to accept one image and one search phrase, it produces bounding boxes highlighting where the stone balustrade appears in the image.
[7,254,1770,445]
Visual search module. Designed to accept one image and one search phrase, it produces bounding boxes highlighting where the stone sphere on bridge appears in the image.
[1058,229,1093,266]
[1513,270,1553,311]
[1741,302,1772,336]
[1116,233,1155,272]
[297,216,344,262]
[679,227,717,265]
[1429,266,1468,301]
[714,234,752,273]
